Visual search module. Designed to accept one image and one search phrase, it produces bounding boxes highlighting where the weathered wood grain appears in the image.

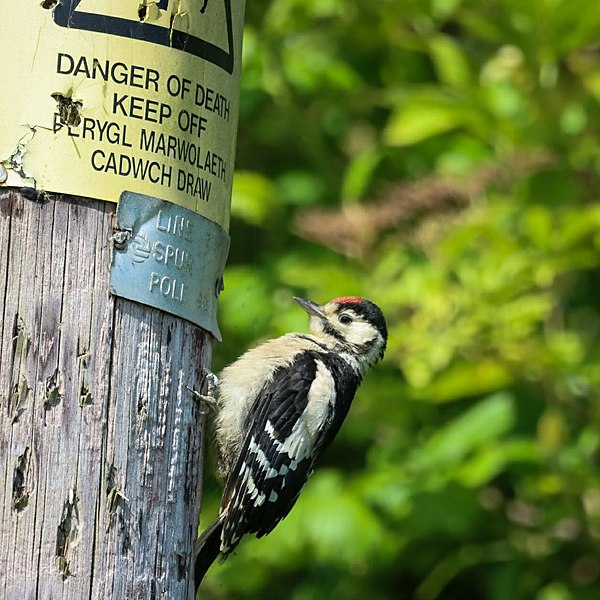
[0,190,208,600]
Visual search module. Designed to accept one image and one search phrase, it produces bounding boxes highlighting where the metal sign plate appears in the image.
[110,191,229,339]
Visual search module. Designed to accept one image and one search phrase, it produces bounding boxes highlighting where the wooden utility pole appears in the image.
[0,190,208,598]
[0,2,245,599]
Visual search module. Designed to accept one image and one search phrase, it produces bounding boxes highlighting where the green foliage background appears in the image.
[201,1,600,598]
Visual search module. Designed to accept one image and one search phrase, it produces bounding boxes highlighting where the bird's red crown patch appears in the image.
[332,296,364,305]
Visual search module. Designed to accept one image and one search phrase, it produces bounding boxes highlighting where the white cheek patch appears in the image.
[345,322,378,346]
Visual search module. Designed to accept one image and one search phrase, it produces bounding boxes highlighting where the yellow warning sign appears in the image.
[0,1,245,230]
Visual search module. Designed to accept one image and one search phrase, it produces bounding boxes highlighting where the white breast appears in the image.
[215,334,325,475]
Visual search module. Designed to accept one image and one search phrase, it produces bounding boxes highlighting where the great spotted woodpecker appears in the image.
[194,296,387,588]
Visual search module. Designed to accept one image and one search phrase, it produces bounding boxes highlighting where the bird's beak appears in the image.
[293,297,326,319]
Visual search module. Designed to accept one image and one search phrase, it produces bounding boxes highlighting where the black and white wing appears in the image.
[218,350,359,555]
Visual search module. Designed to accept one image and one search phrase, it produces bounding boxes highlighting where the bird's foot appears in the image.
[187,368,219,414]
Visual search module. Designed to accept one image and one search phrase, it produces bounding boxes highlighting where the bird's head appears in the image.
[294,296,388,370]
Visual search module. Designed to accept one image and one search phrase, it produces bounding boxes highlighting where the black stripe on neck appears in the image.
[322,322,346,342]
[293,334,330,352]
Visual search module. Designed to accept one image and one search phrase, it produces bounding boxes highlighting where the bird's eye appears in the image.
[338,314,353,325]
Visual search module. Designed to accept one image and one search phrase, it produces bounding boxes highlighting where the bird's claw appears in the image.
[187,368,219,414]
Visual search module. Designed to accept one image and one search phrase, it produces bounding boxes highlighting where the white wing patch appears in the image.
[263,358,336,464]
[303,359,336,438]
[265,419,311,464]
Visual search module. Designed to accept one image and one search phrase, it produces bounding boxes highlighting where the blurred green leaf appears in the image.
[413,360,514,403]
[341,146,382,200]
[203,1,600,598]
[428,34,473,88]
[384,96,466,146]
[276,170,327,205]
[231,171,279,225]
[410,393,515,472]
